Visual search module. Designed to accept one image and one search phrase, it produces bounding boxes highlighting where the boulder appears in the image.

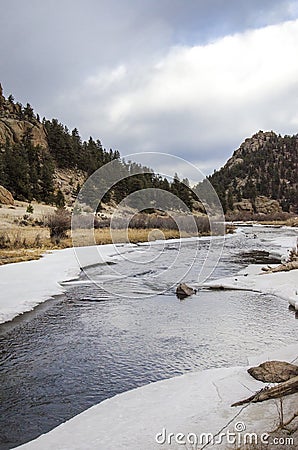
[248,360,298,383]
[254,195,282,214]
[233,199,253,213]
[176,283,196,299]
[0,185,14,205]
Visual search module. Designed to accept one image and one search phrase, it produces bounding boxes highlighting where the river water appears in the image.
[0,226,297,449]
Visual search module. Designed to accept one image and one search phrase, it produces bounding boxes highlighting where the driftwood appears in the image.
[231,375,298,407]
[262,260,298,273]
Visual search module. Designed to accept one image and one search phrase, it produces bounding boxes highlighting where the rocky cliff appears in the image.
[0,84,48,149]
[0,185,14,205]
[208,130,298,215]
[0,84,86,205]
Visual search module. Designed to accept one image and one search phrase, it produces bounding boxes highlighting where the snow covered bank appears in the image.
[202,232,298,310]
[16,345,298,450]
[203,264,298,310]
[0,227,296,323]
[0,243,139,324]
[0,234,224,324]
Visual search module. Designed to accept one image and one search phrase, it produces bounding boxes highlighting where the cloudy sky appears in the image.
[1,0,298,177]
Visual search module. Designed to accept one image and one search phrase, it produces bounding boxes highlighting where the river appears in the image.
[0,226,297,449]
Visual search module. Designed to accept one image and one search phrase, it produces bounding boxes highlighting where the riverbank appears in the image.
[201,231,298,310]
[0,241,139,324]
[0,200,219,265]
[1,225,297,449]
[16,344,298,450]
[0,200,295,266]
[0,225,296,324]
[0,234,222,324]
[0,228,188,265]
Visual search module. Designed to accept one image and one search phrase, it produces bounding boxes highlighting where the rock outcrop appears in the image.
[233,195,282,215]
[0,185,14,205]
[0,83,48,149]
[53,168,86,206]
[233,199,254,213]
[208,130,298,214]
[0,118,48,149]
[254,196,281,215]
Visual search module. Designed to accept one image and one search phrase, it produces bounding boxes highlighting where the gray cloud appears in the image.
[1,0,298,176]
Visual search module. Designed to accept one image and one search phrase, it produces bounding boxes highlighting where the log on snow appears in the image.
[231,375,298,407]
[262,261,298,273]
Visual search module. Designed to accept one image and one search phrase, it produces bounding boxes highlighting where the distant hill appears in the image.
[0,84,189,210]
[0,84,297,218]
[207,130,298,216]
[0,83,121,205]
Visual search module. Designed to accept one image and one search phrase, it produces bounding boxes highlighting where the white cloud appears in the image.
[56,19,298,174]
[86,65,127,91]
[288,1,298,17]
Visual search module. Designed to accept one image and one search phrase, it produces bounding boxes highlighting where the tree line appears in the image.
[0,100,197,210]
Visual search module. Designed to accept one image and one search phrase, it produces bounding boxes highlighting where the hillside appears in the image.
[208,130,298,216]
[0,84,116,206]
[1,85,297,218]
[0,84,196,211]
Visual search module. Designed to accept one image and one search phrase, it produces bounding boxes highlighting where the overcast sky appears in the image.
[1,0,298,177]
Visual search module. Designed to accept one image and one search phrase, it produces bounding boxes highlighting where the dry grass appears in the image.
[0,226,194,265]
[0,248,48,265]
[65,227,192,247]
[259,217,298,227]
[0,201,225,265]
[99,227,188,244]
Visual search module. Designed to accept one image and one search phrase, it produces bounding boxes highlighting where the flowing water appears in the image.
[0,226,297,449]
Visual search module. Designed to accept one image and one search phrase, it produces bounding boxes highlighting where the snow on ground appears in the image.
[202,264,298,310]
[16,344,298,450]
[0,243,138,324]
[2,226,298,449]
[0,234,225,324]
[202,230,298,310]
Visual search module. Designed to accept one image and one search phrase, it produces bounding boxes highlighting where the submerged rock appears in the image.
[248,360,298,383]
[176,283,196,299]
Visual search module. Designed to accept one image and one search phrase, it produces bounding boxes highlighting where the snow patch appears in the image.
[16,345,298,450]
[0,243,136,324]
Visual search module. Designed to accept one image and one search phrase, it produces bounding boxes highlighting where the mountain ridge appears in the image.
[208,130,298,215]
[0,84,297,217]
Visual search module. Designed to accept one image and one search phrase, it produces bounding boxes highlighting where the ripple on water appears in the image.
[0,226,297,449]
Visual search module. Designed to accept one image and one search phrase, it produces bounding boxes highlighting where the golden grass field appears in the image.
[0,201,296,265]
[0,226,192,265]
[0,202,194,264]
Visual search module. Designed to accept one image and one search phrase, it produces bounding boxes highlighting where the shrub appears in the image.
[0,233,11,249]
[54,189,66,208]
[46,208,71,244]
[71,213,110,229]
[26,204,34,214]
[33,233,42,247]
[110,213,211,234]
